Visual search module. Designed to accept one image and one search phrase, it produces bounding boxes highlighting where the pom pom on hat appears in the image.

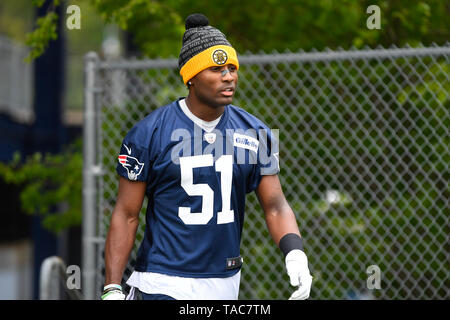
[185,13,209,30]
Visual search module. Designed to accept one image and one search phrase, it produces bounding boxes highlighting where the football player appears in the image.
[102,13,312,301]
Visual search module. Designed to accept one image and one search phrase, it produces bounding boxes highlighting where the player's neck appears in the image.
[185,94,225,122]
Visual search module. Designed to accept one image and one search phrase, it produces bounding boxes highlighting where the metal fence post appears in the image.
[82,51,100,300]
[40,256,84,300]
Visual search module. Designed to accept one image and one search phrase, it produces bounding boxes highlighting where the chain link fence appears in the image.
[82,44,449,300]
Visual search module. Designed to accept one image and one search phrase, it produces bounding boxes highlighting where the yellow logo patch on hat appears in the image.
[212,49,228,65]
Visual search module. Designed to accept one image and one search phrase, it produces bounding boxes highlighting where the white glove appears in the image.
[101,284,126,300]
[285,249,313,300]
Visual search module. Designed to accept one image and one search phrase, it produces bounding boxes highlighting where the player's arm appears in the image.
[256,174,313,300]
[255,174,300,244]
[103,176,146,299]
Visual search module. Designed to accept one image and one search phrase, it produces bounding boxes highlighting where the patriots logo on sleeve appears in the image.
[118,144,144,181]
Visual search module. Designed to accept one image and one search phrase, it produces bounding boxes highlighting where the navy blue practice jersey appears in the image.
[116,98,279,278]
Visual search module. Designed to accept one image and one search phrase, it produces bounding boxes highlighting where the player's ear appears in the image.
[186,78,193,89]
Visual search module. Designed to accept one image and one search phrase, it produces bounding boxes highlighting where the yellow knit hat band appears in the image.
[180,45,239,85]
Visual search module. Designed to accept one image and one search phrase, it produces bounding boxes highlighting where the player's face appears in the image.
[191,64,238,108]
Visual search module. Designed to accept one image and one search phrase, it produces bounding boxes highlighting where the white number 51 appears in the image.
[179,154,234,225]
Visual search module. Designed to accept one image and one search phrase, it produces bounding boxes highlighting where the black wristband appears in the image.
[279,233,304,257]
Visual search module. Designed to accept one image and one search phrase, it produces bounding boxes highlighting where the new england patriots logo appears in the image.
[118,144,144,181]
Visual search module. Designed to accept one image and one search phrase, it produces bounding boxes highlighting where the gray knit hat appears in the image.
[178,14,239,84]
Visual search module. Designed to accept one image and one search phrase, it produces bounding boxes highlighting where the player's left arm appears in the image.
[256,174,313,300]
[255,174,299,243]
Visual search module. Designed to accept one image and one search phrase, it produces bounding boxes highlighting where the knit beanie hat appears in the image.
[178,13,239,85]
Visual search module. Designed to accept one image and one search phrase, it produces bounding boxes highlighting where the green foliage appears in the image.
[90,0,184,57]
[32,0,50,7]
[25,11,58,62]
[0,139,83,234]
[25,0,449,61]
[25,0,63,61]
[88,0,449,56]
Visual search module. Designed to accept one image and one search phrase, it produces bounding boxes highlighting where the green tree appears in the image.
[0,140,82,233]
[26,0,449,60]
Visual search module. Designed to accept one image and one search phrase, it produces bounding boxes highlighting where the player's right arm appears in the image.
[103,176,146,299]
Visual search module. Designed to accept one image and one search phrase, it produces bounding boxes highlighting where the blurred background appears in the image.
[0,0,448,300]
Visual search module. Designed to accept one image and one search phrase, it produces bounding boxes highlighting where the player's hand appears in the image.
[285,249,313,300]
[101,284,126,300]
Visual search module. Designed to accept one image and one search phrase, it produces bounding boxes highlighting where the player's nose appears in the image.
[222,67,234,82]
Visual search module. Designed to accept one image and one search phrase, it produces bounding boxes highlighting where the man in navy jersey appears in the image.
[102,13,312,300]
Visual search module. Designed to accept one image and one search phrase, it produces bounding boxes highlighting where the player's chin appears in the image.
[215,93,234,106]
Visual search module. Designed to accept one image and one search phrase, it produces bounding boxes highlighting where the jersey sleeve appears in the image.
[116,122,157,183]
[247,127,280,192]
